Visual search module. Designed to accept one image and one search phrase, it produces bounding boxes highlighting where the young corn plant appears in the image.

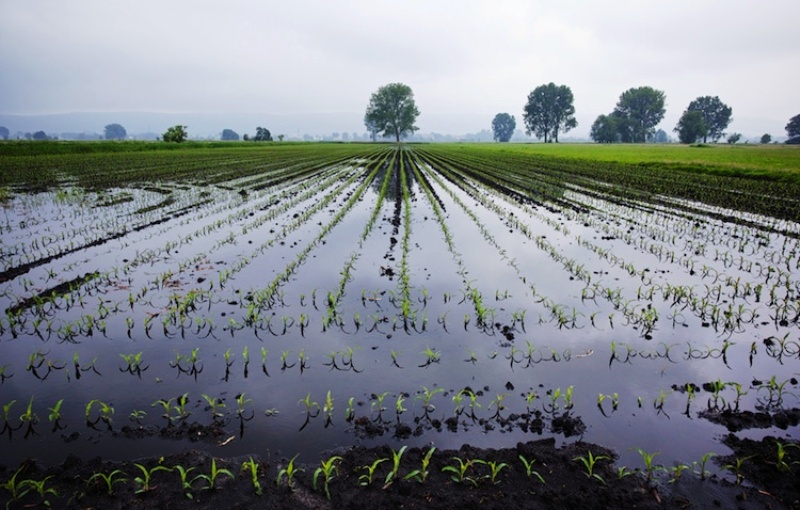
[85,399,114,430]
[404,447,436,483]
[573,451,610,484]
[382,445,407,488]
[276,454,304,491]
[358,458,387,487]
[201,393,226,422]
[241,457,263,496]
[2,466,31,505]
[633,448,662,483]
[172,465,196,499]
[771,441,800,473]
[442,457,478,486]
[132,462,172,494]
[86,469,127,496]
[722,456,751,486]
[313,455,342,500]
[475,459,509,484]
[18,476,58,508]
[192,458,234,491]
[693,452,716,480]
[518,454,546,484]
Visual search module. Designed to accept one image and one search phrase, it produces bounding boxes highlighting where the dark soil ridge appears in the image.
[700,407,800,432]
[1,438,793,510]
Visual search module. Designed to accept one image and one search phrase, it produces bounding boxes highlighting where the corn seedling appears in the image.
[85,399,114,430]
[2,465,32,504]
[172,465,196,499]
[47,399,64,431]
[390,349,403,368]
[119,352,148,378]
[276,454,304,490]
[241,457,263,496]
[693,452,716,480]
[201,393,226,421]
[667,463,690,483]
[313,455,342,499]
[442,456,478,486]
[322,390,334,426]
[132,462,171,494]
[518,454,546,484]
[19,475,58,508]
[404,447,436,483]
[418,346,441,367]
[416,386,443,416]
[86,469,127,496]
[192,458,234,491]
[722,456,751,486]
[771,441,800,472]
[358,458,387,486]
[476,459,509,484]
[633,448,661,482]
[573,451,609,484]
[382,445,407,488]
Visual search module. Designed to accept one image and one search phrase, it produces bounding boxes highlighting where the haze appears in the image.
[1,1,798,140]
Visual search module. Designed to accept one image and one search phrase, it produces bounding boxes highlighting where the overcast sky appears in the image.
[1,1,798,137]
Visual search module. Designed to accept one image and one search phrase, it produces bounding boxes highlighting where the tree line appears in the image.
[3,87,799,144]
[359,82,800,145]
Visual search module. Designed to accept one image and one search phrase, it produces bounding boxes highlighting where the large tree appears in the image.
[253,127,272,141]
[364,83,420,142]
[786,114,800,139]
[674,110,708,144]
[104,123,127,140]
[0,126,10,140]
[613,86,666,143]
[162,125,187,143]
[491,113,516,142]
[687,96,732,143]
[590,114,621,143]
[522,83,577,143]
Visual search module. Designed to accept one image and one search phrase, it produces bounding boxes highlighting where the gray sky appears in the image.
[1,0,798,137]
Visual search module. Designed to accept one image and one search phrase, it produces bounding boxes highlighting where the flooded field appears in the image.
[1,142,798,476]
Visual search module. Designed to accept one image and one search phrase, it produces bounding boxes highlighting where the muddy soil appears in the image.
[1,437,796,509]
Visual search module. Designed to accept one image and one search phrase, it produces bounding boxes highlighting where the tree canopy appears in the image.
[687,96,732,143]
[221,129,240,141]
[0,126,8,140]
[522,83,576,143]
[253,127,272,141]
[364,83,420,142]
[727,133,742,144]
[590,114,621,143]
[491,113,516,142]
[104,123,127,140]
[674,110,707,144]
[786,114,800,138]
[162,125,188,143]
[613,86,666,143]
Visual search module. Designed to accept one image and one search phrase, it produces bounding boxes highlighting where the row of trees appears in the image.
[162,126,277,143]
[359,81,789,145]
[484,84,799,145]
